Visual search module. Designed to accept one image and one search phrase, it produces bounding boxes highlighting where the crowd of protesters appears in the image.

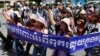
[0,1,100,56]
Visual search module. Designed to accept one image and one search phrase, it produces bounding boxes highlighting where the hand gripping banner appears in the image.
[6,23,100,54]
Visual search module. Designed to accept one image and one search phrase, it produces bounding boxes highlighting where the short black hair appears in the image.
[60,8,72,17]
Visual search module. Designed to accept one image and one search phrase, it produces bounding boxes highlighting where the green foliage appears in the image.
[29,0,39,6]
[0,3,4,8]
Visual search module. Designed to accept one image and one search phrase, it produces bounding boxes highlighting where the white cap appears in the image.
[37,16,47,28]
[17,2,21,5]
[67,2,70,4]
[77,3,81,7]
[42,4,46,6]
[25,1,29,4]
[61,18,72,32]
[10,2,14,6]
[51,1,54,4]
[29,14,37,21]
[32,1,36,4]
[80,9,86,14]
[40,2,43,5]
[47,2,50,4]
[5,3,9,6]
[57,2,61,4]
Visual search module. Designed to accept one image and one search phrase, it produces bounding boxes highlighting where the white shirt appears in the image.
[87,23,95,33]
[7,9,14,17]
[96,23,100,32]
[14,11,21,18]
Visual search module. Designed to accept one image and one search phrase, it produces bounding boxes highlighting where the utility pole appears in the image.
[4,0,5,8]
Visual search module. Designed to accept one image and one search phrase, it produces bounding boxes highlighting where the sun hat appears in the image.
[37,15,47,28]
[61,18,72,32]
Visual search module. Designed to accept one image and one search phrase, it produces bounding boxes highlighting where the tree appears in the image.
[29,0,41,5]
[55,0,62,3]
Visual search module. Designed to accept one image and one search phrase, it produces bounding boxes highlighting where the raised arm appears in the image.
[48,9,56,26]
[2,9,13,23]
